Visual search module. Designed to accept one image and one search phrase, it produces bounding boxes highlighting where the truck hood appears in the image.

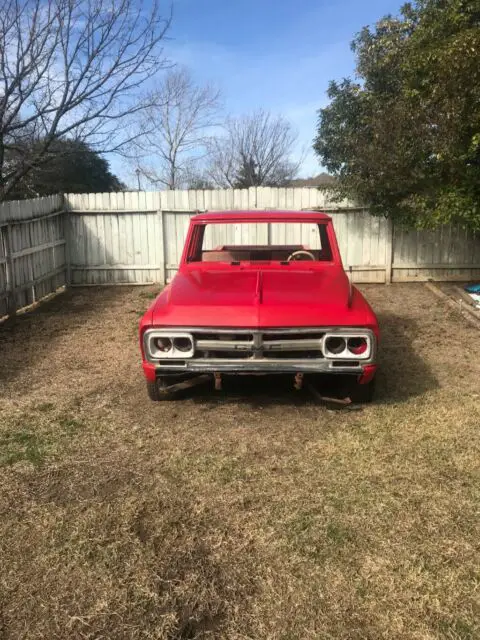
[150,266,376,328]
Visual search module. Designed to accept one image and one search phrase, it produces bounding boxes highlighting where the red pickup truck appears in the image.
[139,210,379,402]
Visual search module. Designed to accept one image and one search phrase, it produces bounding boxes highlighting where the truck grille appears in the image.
[192,329,325,360]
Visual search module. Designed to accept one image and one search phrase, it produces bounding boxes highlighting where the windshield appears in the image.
[194,222,332,263]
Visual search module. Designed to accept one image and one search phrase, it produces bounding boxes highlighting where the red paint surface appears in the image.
[358,364,378,385]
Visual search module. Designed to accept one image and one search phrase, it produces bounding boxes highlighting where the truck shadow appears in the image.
[373,311,439,405]
[0,286,146,386]
[190,313,438,408]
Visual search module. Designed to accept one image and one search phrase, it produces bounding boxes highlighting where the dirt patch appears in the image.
[0,284,479,639]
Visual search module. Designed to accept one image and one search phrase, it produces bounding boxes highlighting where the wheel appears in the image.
[348,375,376,403]
[146,378,178,402]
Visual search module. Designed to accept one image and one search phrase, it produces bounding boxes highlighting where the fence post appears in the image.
[157,209,166,284]
[64,209,72,287]
[385,217,394,284]
[4,224,17,317]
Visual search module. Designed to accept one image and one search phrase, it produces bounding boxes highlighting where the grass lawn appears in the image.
[0,284,479,639]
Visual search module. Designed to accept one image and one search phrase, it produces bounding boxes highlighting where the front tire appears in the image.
[146,378,177,402]
[349,375,376,403]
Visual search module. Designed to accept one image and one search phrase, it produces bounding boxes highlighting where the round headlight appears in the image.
[347,337,368,355]
[325,336,346,355]
[154,337,172,353]
[174,337,193,352]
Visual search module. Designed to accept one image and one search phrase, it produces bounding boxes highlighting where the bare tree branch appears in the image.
[129,67,221,189]
[0,0,171,200]
[207,109,301,188]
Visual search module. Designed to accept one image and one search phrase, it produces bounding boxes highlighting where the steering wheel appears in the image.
[287,250,316,262]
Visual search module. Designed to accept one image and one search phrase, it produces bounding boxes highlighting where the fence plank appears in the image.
[0,199,66,317]
[4,225,16,316]
[384,219,394,284]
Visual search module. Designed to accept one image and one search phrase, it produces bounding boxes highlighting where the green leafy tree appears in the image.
[314,0,480,228]
[9,139,124,198]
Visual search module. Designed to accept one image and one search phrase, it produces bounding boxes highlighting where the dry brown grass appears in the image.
[0,284,479,639]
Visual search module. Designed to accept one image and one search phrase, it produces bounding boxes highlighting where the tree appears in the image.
[132,68,221,190]
[208,109,301,187]
[314,0,480,229]
[9,139,124,198]
[184,175,215,190]
[0,0,170,201]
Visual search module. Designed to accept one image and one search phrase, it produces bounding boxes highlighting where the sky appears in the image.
[116,0,402,184]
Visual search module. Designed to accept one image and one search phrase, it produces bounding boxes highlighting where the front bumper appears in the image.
[142,361,377,384]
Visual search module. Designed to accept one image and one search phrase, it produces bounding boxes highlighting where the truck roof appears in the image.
[191,210,332,223]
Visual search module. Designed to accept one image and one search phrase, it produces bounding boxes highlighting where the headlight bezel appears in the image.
[322,330,374,360]
[144,329,194,360]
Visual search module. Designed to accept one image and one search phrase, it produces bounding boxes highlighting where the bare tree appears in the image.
[0,0,171,200]
[132,68,221,190]
[207,109,301,188]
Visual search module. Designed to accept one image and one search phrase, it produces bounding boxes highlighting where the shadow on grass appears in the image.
[1,288,438,409]
[186,312,438,408]
[375,311,439,404]
[0,286,142,386]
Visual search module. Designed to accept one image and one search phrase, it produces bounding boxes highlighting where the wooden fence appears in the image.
[0,196,66,319]
[64,189,480,286]
[1,189,479,320]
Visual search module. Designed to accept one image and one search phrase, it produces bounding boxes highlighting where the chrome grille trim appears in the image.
[191,328,326,360]
[195,337,323,352]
